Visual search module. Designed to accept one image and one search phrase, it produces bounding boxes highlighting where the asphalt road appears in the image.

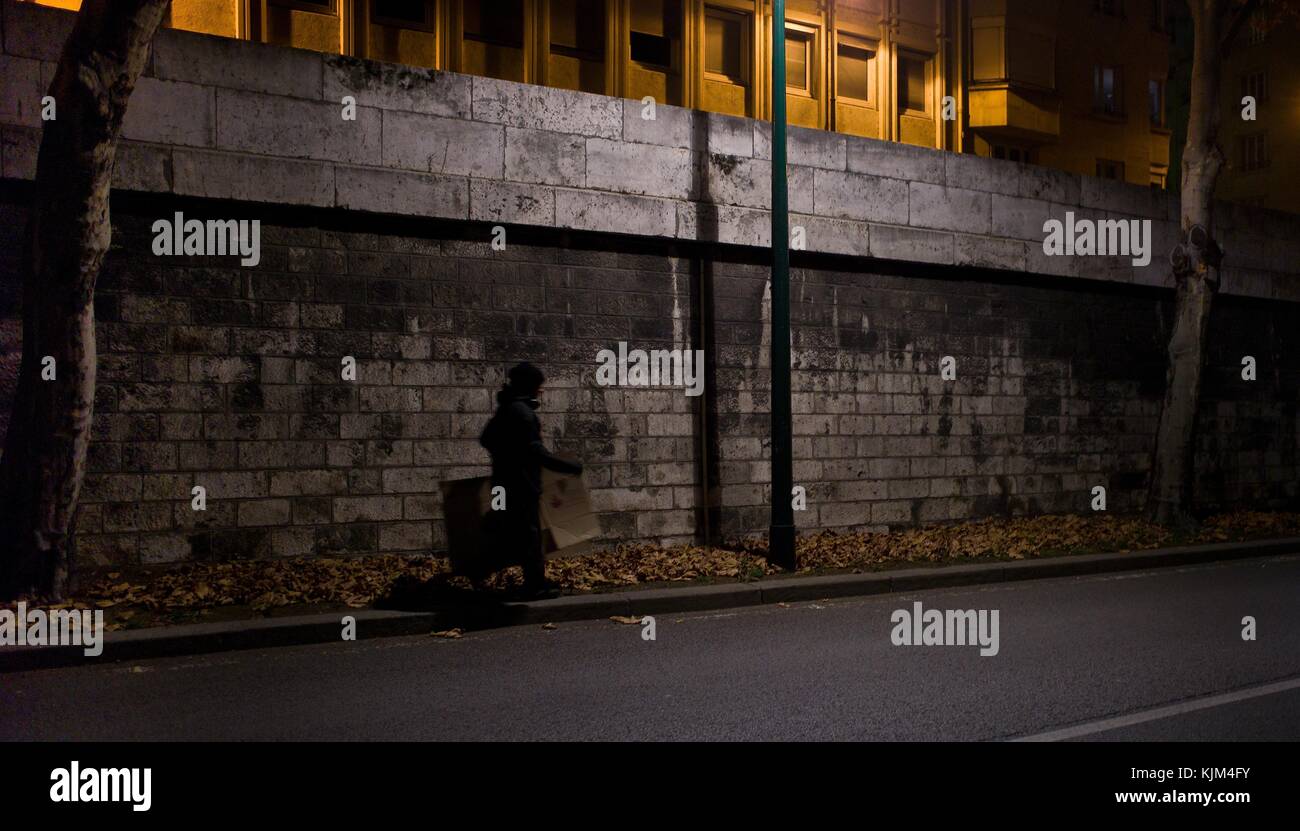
[3,555,1300,741]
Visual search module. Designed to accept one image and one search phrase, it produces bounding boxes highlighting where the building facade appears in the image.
[25,0,1182,188]
[967,0,1171,189]
[1213,4,1299,214]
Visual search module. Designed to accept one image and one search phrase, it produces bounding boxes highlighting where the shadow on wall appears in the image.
[0,319,17,448]
[0,198,20,449]
[691,110,721,545]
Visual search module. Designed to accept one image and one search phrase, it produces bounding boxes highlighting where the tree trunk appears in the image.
[1147,0,1226,528]
[0,0,169,600]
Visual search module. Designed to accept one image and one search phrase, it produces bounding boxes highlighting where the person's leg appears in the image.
[520,498,546,592]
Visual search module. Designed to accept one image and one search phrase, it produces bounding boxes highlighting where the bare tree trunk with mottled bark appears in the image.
[1148,0,1238,528]
[0,0,169,600]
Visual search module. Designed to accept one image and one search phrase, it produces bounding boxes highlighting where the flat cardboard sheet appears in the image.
[440,471,599,574]
[539,469,600,550]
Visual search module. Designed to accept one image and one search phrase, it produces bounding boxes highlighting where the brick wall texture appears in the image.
[1,0,1299,570]
[2,195,1297,570]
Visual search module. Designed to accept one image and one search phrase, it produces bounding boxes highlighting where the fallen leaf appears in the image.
[609,615,642,625]
[49,510,1300,623]
[541,622,558,630]
[430,628,463,639]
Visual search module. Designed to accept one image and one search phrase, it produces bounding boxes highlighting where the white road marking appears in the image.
[1013,675,1300,742]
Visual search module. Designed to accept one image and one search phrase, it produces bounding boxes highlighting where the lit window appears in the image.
[785,27,813,93]
[1150,167,1167,190]
[1093,65,1124,115]
[704,7,747,83]
[628,0,680,70]
[1096,159,1125,180]
[836,36,872,103]
[898,52,929,114]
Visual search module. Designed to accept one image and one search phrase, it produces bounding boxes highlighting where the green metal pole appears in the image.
[768,0,795,570]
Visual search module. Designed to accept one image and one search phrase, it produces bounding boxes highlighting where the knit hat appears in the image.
[506,362,545,397]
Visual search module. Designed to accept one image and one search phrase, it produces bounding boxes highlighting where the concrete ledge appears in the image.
[615,582,763,614]
[0,608,436,672]
[759,571,891,602]
[4,536,1296,673]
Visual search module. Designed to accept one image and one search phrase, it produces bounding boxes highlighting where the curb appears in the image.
[3,536,1297,673]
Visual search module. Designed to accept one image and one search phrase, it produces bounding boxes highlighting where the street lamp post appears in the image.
[768,0,796,570]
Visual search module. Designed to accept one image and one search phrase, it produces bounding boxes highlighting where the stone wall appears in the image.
[2,192,1296,569]
[704,254,1300,535]
[1,0,1299,571]
[0,195,712,566]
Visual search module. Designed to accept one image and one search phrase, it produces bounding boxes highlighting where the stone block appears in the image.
[114,141,172,192]
[813,169,909,223]
[847,136,944,184]
[909,182,991,234]
[470,179,555,225]
[955,234,1025,271]
[217,89,380,165]
[1,124,37,179]
[0,54,42,127]
[323,56,470,117]
[151,27,323,99]
[382,109,502,176]
[335,165,468,219]
[754,122,845,170]
[944,152,1019,195]
[2,0,74,61]
[504,126,585,186]
[868,224,954,265]
[122,78,214,147]
[791,214,870,257]
[556,189,676,237]
[472,75,621,139]
[585,136,695,200]
[173,149,334,207]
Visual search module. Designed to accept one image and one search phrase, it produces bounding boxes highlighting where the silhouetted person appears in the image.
[479,362,582,597]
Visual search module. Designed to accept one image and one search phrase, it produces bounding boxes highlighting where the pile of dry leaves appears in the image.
[75,555,452,615]
[27,509,1300,621]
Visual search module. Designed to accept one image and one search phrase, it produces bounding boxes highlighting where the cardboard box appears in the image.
[440,470,599,575]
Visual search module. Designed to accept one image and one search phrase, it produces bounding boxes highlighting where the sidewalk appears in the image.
[3,535,1296,673]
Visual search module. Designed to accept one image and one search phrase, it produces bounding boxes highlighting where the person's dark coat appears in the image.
[480,390,582,496]
[478,388,582,589]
